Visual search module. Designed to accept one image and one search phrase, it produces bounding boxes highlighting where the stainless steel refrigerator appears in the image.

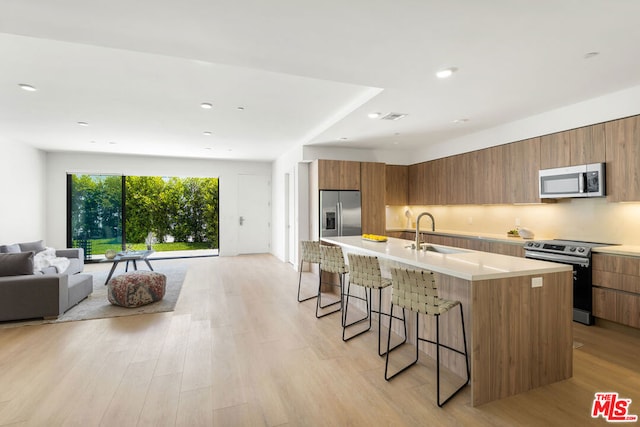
[320,190,362,238]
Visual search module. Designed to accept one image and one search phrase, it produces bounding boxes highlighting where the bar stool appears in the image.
[316,245,348,320]
[384,267,470,407]
[297,241,321,302]
[343,253,407,356]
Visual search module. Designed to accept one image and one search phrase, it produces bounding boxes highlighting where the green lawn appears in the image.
[77,238,214,256]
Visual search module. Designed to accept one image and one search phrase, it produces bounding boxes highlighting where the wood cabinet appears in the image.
[540,124,606,169]
[592,253,640,328]
[407,137,540,205]
[361,162,386,235]
[408,162,427,205]
[502,137,541,204]
[317,160,360,190]
[385,165,408,205]
[605,115,640,202]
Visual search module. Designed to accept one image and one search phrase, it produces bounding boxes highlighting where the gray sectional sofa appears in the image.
[0,240,93,322]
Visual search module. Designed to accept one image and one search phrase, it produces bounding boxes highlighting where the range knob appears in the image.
[569,247,576,252]
[578,247,586,253]
[535,243,541,247]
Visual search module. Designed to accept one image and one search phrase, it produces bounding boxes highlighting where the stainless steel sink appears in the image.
[403,243,467,254]
[420,244,467,254]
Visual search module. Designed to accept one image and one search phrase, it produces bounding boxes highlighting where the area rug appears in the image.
[0,264,187,329]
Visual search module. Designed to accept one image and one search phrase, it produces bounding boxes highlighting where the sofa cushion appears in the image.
[0,252,35,276]
[63,258,84,275]
[19,240,46,253]
[0,244,21,253]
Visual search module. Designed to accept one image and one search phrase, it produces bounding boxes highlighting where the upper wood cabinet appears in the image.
[539,123,606,169]
[408,162,427,205]
[502,137,541,204]
[361,162,386,235]
[540,131,571,169]
[572,123,606,165]
[605,115,640,202]
[317,160,360,190]
[385,165,408,205]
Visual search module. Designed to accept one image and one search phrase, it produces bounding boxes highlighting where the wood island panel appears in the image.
[470,271,573,406]
[326,237,573,407]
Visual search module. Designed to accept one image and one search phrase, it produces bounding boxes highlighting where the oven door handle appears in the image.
[525,250,589,267]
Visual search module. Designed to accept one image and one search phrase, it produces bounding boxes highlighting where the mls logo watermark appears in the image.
[592,392,638,422]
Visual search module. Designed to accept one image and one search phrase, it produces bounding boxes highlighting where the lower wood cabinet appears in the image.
[592,253,640,328]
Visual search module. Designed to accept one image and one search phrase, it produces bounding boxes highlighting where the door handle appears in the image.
[239,216,245,225]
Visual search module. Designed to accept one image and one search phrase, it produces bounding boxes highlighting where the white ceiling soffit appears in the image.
[0,34,378,160]
[2,0,640,159]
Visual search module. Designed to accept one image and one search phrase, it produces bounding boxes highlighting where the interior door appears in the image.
[237,174,271,254]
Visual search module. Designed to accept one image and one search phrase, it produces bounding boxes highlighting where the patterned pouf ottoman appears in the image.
[107,271,167,308]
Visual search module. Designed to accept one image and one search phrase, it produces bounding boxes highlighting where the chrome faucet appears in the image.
[415,212,435,250]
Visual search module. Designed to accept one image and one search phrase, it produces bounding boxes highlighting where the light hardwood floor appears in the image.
[1,254,639,426]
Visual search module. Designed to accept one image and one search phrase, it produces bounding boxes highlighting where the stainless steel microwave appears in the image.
[539,163,605,199]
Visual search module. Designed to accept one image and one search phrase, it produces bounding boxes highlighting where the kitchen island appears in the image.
[323,236,574,406]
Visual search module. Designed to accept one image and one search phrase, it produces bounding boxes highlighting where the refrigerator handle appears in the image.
[337,202,342,236]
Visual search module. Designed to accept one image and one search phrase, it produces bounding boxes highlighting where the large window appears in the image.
[68,174,219,260]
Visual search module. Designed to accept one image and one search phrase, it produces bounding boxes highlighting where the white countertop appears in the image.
[322,236,571,281]
[593,245,640,257]
[388,228,640,257]
[386,228,555,245]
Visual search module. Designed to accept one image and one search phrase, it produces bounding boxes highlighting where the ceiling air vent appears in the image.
[381,112,408,121]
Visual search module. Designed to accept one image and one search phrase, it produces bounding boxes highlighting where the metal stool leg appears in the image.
[384,306,415,381]
[297,258,317,302]
[316,270,343,318]
[436,304,471,407]
[342,284,372,341]
[377,288,407,356]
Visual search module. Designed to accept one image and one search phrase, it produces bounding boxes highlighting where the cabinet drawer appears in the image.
[592,253,640,275]
[593,287,640,328]
[592,270,640,294]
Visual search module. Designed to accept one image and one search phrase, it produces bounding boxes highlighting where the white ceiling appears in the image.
[2,0,640,161]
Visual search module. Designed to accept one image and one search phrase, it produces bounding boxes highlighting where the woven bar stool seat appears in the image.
[384,267,470,407]
[297,241,321,302]
[316,245,348,320]
[343,254,406,356]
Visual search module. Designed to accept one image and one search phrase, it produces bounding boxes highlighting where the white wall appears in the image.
[0,140,46,243]
[45,152,271,256]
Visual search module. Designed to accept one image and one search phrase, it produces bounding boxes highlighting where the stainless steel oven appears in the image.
[524,240,609,325]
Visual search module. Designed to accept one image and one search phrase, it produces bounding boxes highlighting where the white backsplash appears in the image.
[386,197,640,245]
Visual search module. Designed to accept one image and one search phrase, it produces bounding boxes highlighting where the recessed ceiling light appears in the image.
[200,102,213,109]
[18,83,37,92]
[339,137,348,141]
[203,131,212,136]
[77,121,89,127]
[237,106,245,111]
[452,118,469,124]
[436,67,457,79]
[204,147,213,150]
[584,52,599,59]
[368,112,381,119]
